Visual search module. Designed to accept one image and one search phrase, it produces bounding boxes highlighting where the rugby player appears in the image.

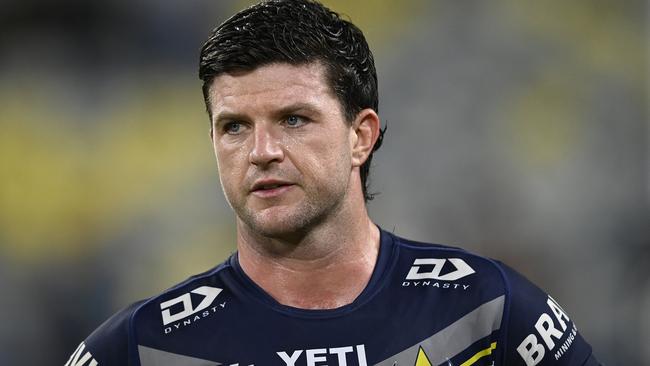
[65,1,601,365]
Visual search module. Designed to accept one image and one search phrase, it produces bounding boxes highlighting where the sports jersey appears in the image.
[65,228,601,366]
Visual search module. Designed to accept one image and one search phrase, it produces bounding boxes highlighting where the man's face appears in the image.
[208,62,355,237]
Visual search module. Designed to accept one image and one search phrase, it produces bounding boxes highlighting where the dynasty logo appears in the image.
[402,258,475,290]
[160,285,226,334]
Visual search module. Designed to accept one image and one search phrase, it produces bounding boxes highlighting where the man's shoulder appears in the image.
[70,300,147,365]
[68,259,234,366]
[388,231,573,319]
[388,231,599,365]
[387,230,510,290]
[135,259,233,321]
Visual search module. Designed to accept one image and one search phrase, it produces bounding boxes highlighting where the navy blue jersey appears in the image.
[65,229,600,366]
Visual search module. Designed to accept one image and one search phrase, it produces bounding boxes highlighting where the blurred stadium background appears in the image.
[0,0,647,364]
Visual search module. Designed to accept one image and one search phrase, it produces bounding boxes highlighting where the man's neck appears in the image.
[236,211,380,310]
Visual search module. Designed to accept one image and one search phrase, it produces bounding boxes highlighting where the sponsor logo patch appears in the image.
[517,295,576,366]
[403,258,474,290]
[160,285,225,334]
[215,344,368,366]
[277,344,367,366]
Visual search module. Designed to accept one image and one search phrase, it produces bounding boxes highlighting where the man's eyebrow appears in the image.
[273,103,322,118]
[213,111,248,126]
[214,103,322,125]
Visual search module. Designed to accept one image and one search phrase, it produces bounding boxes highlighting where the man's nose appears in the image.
[249,125,284,167]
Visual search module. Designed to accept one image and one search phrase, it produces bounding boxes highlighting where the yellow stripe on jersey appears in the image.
[460,342,497,366]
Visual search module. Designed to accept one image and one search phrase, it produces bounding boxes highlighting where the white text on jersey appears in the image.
[516,295,576,365]
[65,342,98,366]
[277,344,367,366]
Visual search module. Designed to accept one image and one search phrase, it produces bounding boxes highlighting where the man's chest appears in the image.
[134,290,504,366]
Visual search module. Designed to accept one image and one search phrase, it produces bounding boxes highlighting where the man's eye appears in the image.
[286,115,307,127]
[224,122,243,134]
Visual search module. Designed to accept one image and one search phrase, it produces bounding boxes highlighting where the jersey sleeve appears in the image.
[498,263,602,366]
[64,301,144,366]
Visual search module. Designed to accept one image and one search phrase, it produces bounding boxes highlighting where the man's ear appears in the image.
[350,108,381,168]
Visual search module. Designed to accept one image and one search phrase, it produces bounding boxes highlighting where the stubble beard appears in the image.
[233,176,350,241]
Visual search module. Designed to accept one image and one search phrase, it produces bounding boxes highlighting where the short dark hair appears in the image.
[199,0,385,202]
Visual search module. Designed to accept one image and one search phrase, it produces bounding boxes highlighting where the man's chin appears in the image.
[239,205,319,239]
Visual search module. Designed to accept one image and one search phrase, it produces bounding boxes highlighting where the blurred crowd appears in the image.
[0,0,647,364]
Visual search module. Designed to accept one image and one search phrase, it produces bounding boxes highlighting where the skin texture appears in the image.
[209,62,381,309]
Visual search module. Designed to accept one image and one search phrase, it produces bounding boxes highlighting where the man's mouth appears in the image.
[251,180,295,198]
[256,183,289,190]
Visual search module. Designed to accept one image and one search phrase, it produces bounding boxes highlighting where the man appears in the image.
[65,1,601,365]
